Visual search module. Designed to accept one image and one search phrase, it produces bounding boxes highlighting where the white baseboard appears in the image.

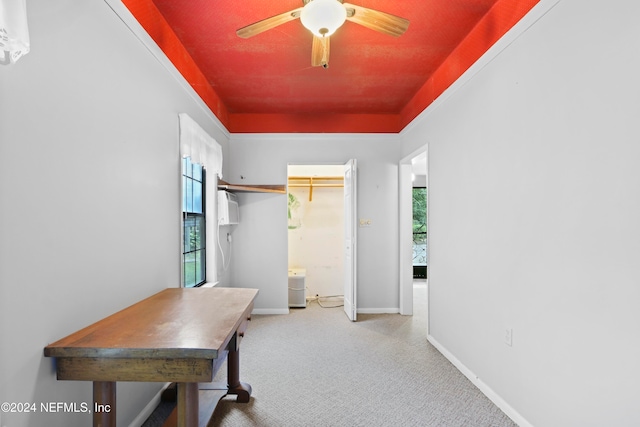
[427,335,533,427]
[357,307,399,314]
[128,383,171,427]
[251,308,290,315]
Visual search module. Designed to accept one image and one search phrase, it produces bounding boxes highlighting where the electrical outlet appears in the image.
[504,328,513,347]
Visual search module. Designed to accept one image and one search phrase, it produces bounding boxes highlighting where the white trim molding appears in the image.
[427,335,533,427]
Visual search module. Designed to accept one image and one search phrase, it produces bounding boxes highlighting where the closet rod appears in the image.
[287,176,344,201]
[288,184,343,187]
[288,176,343,181]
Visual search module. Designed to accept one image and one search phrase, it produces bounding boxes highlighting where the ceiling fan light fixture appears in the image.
[300,0,347,38]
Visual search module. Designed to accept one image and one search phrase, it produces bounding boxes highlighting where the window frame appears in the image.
[182,157,207,288]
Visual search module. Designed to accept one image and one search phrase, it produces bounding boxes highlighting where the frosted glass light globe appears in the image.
[300,0,347,38]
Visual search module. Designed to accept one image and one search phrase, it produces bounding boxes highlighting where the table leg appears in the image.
[176,382,199,427]
[93,381,115,427]
[227,332,252,403]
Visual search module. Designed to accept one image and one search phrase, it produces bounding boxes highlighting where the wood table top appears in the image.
[44,287,258,360]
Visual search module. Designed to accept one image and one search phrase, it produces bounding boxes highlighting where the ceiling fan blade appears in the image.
[311,36,330,68]
[237,7,303,38]
[343,3,409,37]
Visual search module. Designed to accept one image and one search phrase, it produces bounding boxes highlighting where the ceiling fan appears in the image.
[237,0,409,69]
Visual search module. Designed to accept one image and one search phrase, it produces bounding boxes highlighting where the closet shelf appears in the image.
[218,179,286,194]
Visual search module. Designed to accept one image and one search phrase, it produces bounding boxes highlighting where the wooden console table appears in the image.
[44,287,258,427]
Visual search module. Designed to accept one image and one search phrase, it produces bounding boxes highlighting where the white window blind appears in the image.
[179,113,222,178]
[0,0,30,65]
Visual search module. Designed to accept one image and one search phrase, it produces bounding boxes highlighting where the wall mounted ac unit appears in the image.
[218,190,239,225]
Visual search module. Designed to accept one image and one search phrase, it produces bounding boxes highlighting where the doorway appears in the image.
[287,164,346,310]
[286,161,358,320]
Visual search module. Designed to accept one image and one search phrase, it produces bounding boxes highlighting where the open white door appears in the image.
[343,159,357,321]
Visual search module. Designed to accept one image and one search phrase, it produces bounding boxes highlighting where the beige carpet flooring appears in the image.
[145,282,517,426]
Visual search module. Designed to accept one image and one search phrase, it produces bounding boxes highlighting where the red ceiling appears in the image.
[123,0,539,133]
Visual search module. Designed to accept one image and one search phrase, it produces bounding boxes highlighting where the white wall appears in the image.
[287,186,344,298]
[402,0,640,425]
[227,134,401,313]
[0,0,228,426]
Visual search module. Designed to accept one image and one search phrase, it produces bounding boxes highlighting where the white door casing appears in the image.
[343,159,357,321]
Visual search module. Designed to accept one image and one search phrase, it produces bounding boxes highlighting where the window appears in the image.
[413,187,427,278]
[182,157,206,287]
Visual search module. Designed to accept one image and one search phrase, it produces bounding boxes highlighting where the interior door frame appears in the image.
[343,159,357,321]
[399,161,414,315]
[399,147,428,320]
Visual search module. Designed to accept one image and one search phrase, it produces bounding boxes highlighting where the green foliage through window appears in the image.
[413,187,427,267]
[413,187,427,236]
